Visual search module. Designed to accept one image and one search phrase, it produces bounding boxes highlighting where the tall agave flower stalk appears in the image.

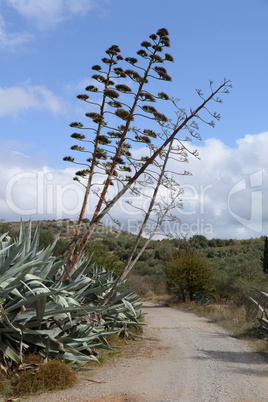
[0,222,143,370]
[63,27,231,281]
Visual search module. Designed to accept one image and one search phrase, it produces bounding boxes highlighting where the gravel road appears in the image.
[30,302,268,401]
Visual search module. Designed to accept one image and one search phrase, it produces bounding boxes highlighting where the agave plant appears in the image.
[248,287,268,333]
[0,222,143,370]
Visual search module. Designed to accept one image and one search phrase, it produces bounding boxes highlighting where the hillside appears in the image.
[0,219,266,289]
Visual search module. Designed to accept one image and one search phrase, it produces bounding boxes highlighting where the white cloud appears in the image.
[0,82,66,116]
[0,14,33,51]
[6,0,96,29]
[169,133,268,239]
[1,131,268,240]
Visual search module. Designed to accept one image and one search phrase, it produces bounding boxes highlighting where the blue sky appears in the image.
[1,0,268,239]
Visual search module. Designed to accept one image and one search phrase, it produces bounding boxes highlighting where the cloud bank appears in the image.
[1,131,268,240]
[0,14,33,51]
[6,0,96,29]
[0,82,67,116]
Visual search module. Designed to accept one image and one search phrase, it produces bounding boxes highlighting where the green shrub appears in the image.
[164,240,214,302]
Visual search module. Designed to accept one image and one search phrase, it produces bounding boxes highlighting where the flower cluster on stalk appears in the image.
[64,28,174,187]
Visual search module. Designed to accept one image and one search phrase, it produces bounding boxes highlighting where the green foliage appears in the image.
[211,248,268,303]
[0,222,143,370]
[38,228,54,249]
[164,240,214,302]
[0,220,18,239]
[85,241,124,277]
[2,220,267,309]
[262,237,268,274]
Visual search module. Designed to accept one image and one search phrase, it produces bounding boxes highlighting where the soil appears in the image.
[28,302,268,401]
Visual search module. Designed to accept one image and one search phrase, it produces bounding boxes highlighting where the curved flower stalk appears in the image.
[63,27,231,283]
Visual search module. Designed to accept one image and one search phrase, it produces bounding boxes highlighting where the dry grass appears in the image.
[128,274,167,301]
[0,357,77,399]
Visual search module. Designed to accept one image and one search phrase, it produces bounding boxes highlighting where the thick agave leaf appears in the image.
[29,223,40,256]
[0,343,21,363]
[122,298,137,317]
[0,243,26,276]
[249,289,268,332]
[0,232,10,243]
[0,243,14,260]
[0,221,144,367]
[18,220,26,245]
[251,287,268,299]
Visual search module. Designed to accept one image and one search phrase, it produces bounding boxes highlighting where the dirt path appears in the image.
[30,302,268,401]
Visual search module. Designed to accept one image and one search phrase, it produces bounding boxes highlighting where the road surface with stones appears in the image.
[30,302,268,401]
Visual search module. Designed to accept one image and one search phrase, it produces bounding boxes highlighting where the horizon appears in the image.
[1,0,268,240]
